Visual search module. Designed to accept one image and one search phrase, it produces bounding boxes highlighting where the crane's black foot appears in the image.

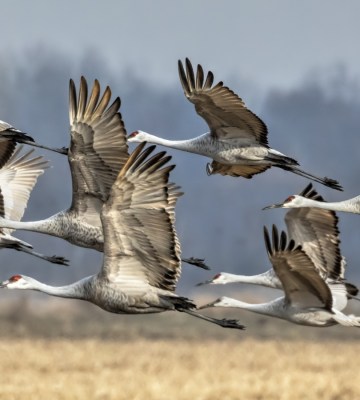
[47,256,69,266]
[57,147,69,155]
[206,163,213,176]
[217,318,246,330]
[324,177,343,191]
[182,257,210,270]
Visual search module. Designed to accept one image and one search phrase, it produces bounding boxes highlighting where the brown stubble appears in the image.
[0,339,359,400]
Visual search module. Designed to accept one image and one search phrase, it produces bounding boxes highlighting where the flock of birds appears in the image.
[0,58,359,331]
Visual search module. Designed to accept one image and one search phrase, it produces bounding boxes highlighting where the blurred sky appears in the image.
[1,1,360,302]
[3,0,360,92]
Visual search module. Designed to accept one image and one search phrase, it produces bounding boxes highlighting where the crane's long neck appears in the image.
[0,214,63,237]
[215,297,285,318]
[23,276,93,300]
[222,270,280,289]
[140,132,212,155]
[299,196,360,213]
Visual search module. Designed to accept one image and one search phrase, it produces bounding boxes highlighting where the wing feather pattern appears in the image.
[178,58,268,146]
[285,183,343,280]
[0,145,48,235]
[68,77,129,218]
[100,143,182,292]
[264,225,333,310]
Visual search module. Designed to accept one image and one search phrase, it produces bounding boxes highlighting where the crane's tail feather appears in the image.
[345,282,359,298]
[181,257,210,270]
[265,151,299,166]
[347,293,360,302]
[278,165,343,191]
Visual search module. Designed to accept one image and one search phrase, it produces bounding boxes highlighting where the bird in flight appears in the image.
[128,58,342,191]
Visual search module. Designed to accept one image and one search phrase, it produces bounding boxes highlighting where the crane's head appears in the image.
[128,130,149,143]
[196,273,232,286]
[0,274,31,289]
[262,195,305,210]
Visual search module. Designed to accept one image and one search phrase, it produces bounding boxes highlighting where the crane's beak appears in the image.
[0,280,9,288]
[197,299,219,310]
[195,279,213,287]
[262,202,284,210]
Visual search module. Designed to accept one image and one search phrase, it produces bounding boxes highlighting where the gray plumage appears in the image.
[0,78,207,269]
[0,77,128,249]
[199,226,360,328]
[265,183,360,214]
[198,184,357,295]
[128,58,342,191]
[0,143,244,330]
[0,145,67,265]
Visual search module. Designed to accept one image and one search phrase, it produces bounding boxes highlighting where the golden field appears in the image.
[0,295,359,399]
[1,338,359,400]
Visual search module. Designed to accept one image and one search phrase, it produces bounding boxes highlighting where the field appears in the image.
[1,338,359,400]
[0,296,359,399]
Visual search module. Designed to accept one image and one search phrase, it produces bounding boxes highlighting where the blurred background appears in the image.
[0,0,360,330]
[2,2,360,399]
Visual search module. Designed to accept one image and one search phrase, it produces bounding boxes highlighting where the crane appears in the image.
[0,78,205,269]
[199,226,360,328]
[0,145,67,264]
[0,143,244,330]
[128,58,342,191]
[197,183,358,298]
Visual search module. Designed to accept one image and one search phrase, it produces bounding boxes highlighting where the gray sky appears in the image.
[3,0,360,92]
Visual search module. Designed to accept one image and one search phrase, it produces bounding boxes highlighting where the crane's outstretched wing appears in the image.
[264,225,333,310]
[178,58,268,146]
[0,145,48,235]
[68,77,129,219]
[100,143,182,292]
[285,183,343,280]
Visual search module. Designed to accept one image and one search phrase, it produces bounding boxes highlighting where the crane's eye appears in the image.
[128,131,139,138]
[213,273,221,280]
[9,275,22,282]
[284,195,295,203]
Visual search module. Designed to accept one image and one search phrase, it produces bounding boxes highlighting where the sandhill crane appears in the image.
[0,120,67,156]
[0,145,67,265]
[128,58,342,191]
[199,226,360,327]
[264,185,360,214]
[0,78,206,269]
[198,184,358,297]
[0,143,244,330]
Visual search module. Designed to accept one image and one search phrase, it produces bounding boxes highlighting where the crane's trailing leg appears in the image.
[7,243,69,266]
[206,163,213,176]
[180,308,246,330]
[279,165,343,191]
[20,139,69,155]
[161,295,245,330]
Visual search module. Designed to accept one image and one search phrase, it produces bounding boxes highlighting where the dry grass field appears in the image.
[0,295,359,399]
[1,338,359,400]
